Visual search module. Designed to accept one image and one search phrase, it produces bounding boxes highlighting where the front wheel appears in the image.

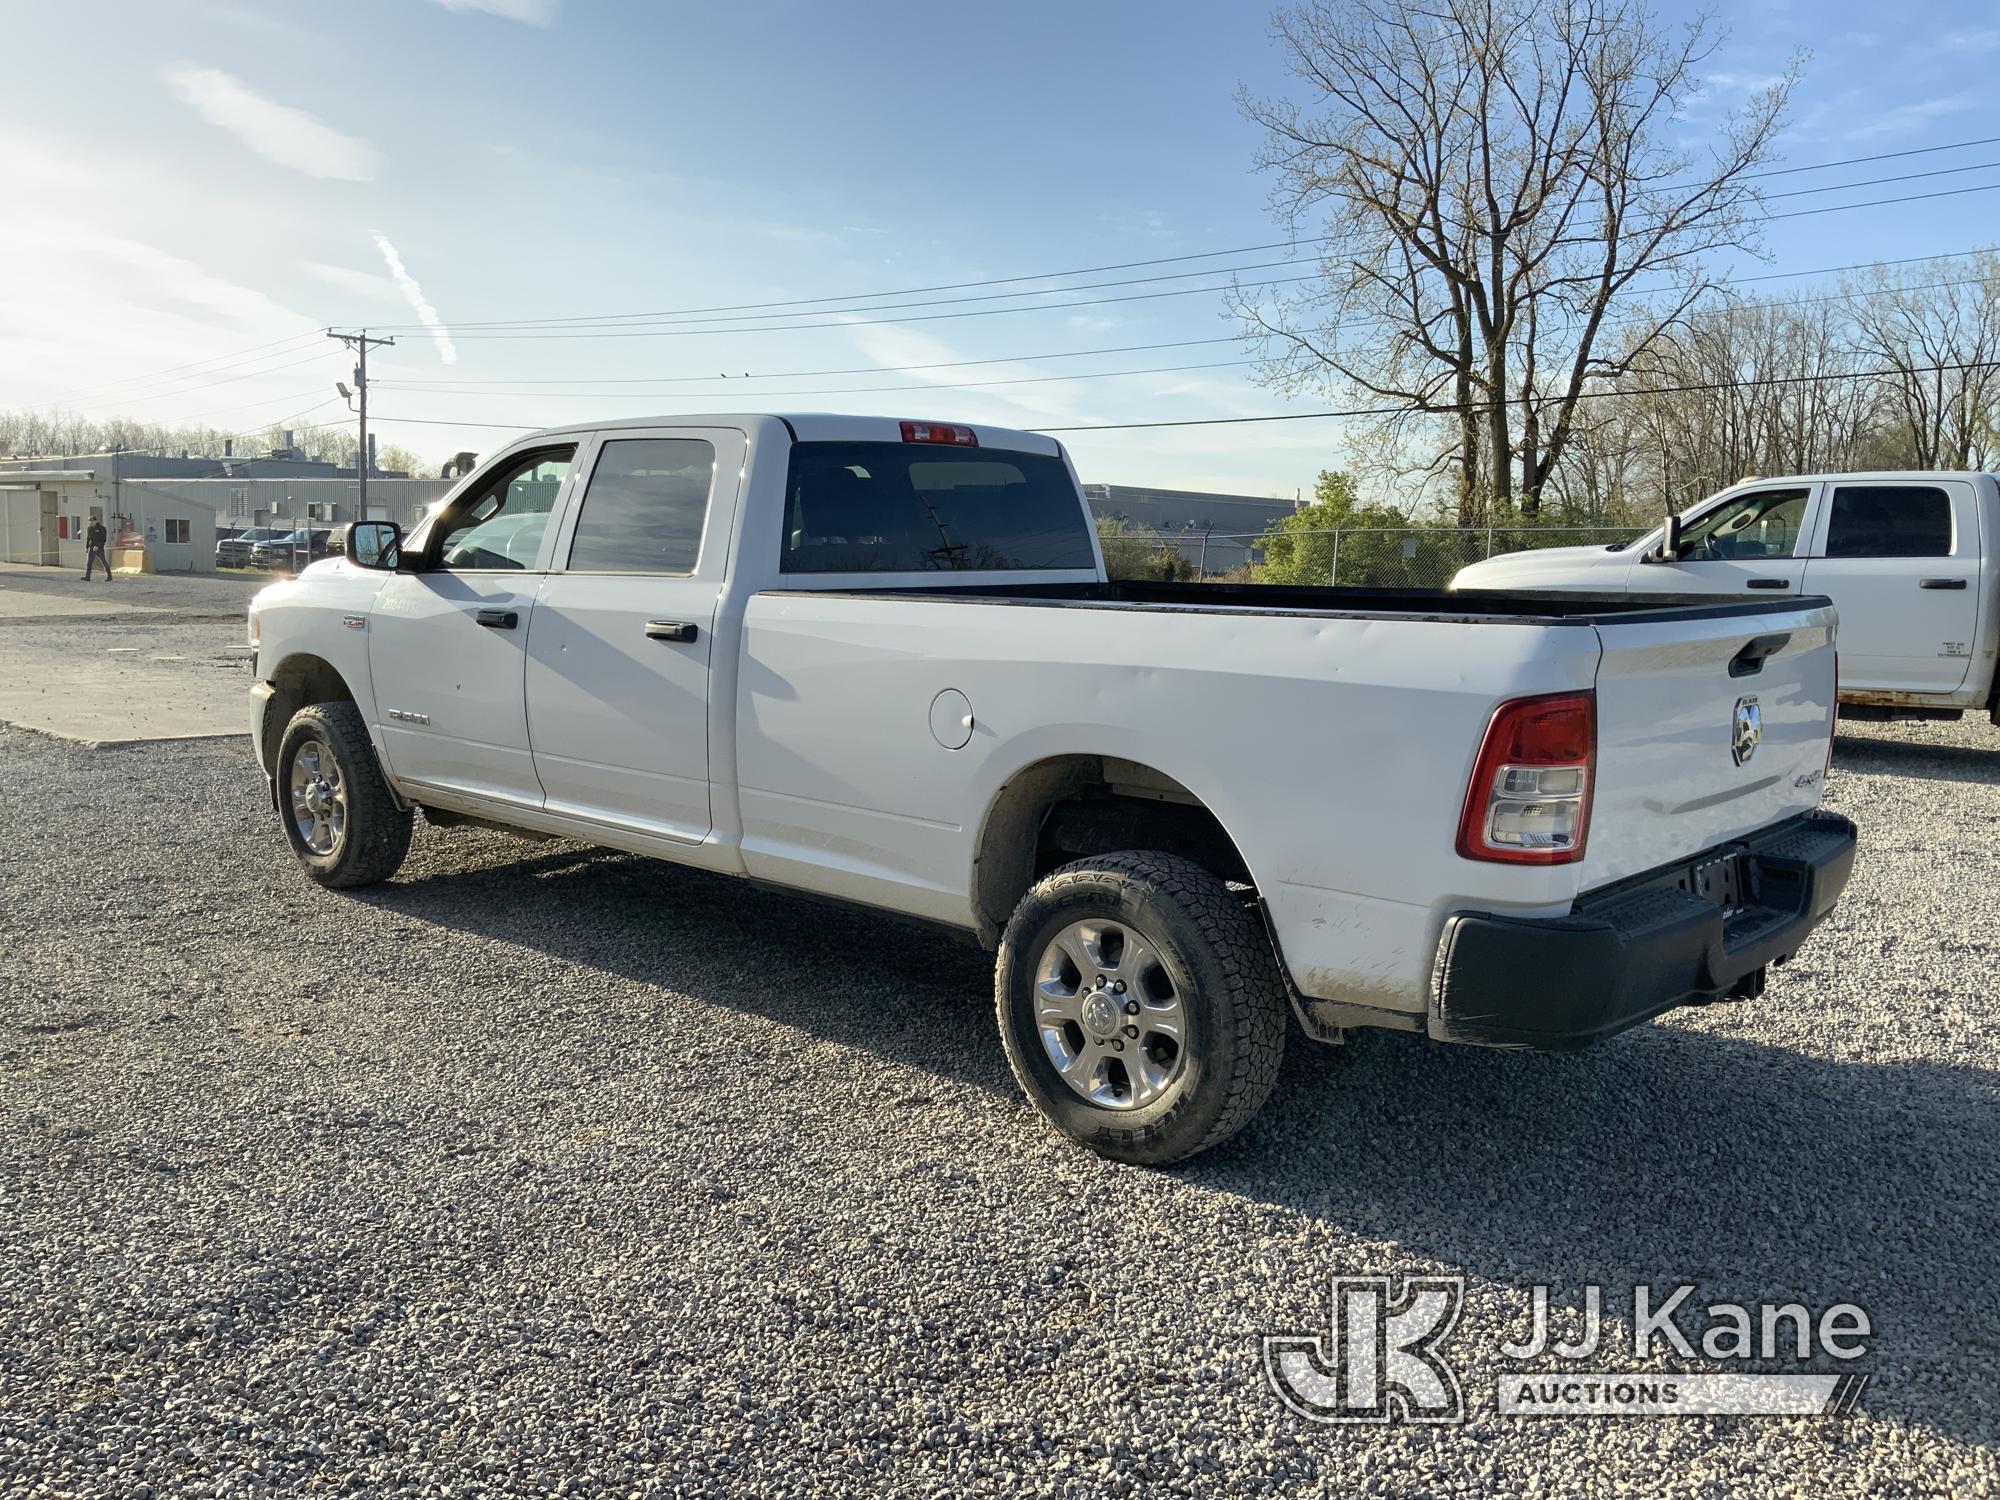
[995,851,1289,1166]
[275,701,412,888]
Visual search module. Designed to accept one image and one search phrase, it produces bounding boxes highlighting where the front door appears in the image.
[367,444,579,808]
[1624,484,1818,600]
[1803,479,1980,695]
[526,429,743,843]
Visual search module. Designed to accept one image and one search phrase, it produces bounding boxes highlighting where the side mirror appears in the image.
[1645,512,1683,564]
[346,520,403,571]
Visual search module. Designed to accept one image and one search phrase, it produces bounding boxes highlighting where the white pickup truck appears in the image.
[248,413,1856,1163]
[1454,471,2000,726]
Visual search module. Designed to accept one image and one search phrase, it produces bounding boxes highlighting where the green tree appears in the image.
[1253,468,1467,587]
[1096,516,1200,582]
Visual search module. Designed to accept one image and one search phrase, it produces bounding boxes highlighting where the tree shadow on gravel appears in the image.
[1833,730,2000,783]
[354,836,1998,1446]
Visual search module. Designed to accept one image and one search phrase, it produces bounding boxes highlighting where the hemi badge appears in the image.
[342,615,366,630]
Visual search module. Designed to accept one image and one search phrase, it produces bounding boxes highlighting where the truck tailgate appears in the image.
[1583,602,1837,888]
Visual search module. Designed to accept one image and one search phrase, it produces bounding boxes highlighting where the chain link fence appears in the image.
[1108,523,1650,588]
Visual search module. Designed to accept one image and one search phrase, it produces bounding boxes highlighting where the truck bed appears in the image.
[774,579,1833,625]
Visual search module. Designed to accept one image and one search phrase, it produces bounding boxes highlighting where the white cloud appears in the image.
[1843,93,1979,141]
[301,261,400,301]
[162,66,380,181]
[372,233,457,365]
[429,0,557,24]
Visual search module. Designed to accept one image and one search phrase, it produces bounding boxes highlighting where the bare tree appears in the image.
[1237,0,1794,519]
[1845,252,2000,470]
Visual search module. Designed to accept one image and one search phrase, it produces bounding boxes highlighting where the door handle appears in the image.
[1745,578,1790,590]
[475,608,519,629]
[645,620,700,643]
[1919,577,1968,590]
[1729,632,1792,678]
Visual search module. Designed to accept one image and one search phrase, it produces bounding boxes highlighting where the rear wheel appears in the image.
[275,701,412,888]
[995,851,1288,1165]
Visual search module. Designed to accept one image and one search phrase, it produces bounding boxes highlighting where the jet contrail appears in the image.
[371,232,457,365]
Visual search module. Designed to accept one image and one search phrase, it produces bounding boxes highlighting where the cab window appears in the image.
[1824,485,1953,558]
[1676,487,1810,561]
[566,438,716,574]
[435,448,576,570]
[780,442,1095,573]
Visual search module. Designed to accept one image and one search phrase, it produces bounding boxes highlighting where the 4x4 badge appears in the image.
[1732,696,1762,766]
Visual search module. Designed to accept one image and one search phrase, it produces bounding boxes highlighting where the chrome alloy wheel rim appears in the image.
[1034,919,1189,1110]
[288,738,347,855]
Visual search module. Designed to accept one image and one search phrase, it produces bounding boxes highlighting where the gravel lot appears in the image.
[1,713,1996,1495]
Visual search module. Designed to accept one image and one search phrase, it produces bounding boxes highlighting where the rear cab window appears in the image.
[1823,485,1954,558]
[780,442,1095,573]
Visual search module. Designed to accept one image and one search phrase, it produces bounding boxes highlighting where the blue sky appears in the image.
[4,0,1999,497]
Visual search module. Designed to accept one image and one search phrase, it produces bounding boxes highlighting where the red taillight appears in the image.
[900,420,978,446]
[1456,691,1596,865]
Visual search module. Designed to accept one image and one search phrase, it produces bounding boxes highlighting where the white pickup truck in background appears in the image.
[247,414,1856,1163]
[1454,471,2000,727]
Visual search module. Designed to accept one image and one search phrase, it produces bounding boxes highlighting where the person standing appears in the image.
[83,517,112,582]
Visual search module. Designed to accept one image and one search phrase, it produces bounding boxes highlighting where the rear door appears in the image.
[525,427,744,843]
[1583,601,1837,887]
[1802,479,1979,695]
[1624,484,1819,600]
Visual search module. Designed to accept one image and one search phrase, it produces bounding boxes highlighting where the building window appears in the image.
[229,487,249,519]
[164,518,191,544]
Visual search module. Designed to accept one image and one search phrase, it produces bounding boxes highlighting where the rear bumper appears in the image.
[1430,811,1856,1049]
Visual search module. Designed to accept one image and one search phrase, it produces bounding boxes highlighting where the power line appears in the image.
[360,360,2000,445]
[375,357,1258,402]
[373,267,2000,405]
[374,246,1997,391]
[1760,157,2000,203]
[378,266,1999,403]
[350,132,2000,334]
[1031,359,2000,432]
[59,347,339,410]
[136,386,339,427]
[36,331,326,405]
[374,336,1247,387]
[1744,132,2000,180]
[399,181,2000,344]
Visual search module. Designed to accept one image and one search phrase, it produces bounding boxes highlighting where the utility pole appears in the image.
[327,329,394,518]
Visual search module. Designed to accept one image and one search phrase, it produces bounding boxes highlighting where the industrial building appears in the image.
[1081,483,1298,571]
[0,439,1298,573]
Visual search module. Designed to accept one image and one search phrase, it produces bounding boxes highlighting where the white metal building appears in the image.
[0,470,216,572]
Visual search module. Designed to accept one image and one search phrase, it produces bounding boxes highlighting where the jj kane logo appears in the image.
[1265,1277,1871,1423]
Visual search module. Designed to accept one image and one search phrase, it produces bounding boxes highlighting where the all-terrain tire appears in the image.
[995,850,1288,1166]
[274,701,412,889]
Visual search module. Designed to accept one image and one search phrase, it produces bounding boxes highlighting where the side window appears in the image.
[1676,487,1810,561]
[436,448,575,570]
[1824,485,1953,558]
[566,438,715,574]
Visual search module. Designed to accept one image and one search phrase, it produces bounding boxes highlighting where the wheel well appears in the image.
[261,653,355,770]
[969,755,1253,946]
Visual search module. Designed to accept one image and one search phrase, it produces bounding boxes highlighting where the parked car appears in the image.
[245,414,1855,1163]
[249,528,340,572]
[1452,471,2000,726]
[217,526,293,569]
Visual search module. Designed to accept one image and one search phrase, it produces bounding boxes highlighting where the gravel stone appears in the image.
[0,707,1995,1496]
